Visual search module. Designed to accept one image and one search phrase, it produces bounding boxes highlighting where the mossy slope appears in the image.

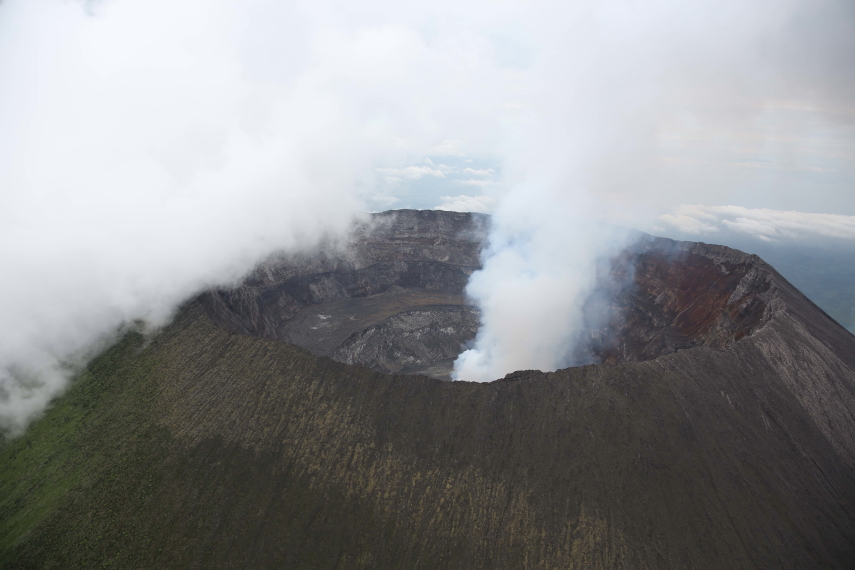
[1,296,855,568]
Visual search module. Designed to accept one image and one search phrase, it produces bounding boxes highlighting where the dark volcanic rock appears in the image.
[330,305,480,375]
[3,209,855,569]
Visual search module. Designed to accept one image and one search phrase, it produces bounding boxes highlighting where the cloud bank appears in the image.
[659,205,855,242]
[0,0,376,432]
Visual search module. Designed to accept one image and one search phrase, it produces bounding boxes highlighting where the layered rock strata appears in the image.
[202,209,486,378]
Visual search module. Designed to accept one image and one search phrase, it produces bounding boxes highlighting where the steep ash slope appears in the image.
[2,213,855,568]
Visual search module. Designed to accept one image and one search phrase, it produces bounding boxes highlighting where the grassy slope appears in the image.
[1,307,529,569]
[0,331,169,568]
[0,313,412,569]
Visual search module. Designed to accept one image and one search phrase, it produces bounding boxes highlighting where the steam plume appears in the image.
[453,0,855,381]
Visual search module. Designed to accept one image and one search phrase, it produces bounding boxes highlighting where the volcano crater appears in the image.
[201,210,775,379]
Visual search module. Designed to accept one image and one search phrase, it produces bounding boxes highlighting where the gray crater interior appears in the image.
[202,210,486,379]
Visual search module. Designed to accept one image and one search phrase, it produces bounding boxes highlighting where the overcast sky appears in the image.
[2,0,854,425]
[371,0,855,247]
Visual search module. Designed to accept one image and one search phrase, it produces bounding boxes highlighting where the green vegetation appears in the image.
[0,307,464,568]
[0,331,168,568]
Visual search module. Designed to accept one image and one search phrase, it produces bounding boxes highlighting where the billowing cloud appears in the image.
[658,205,855,242]
[463,168,496,177]
[0,0,375,432]
[452,0,855,382]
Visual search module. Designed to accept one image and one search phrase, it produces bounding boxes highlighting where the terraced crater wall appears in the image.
[202,210,486,378]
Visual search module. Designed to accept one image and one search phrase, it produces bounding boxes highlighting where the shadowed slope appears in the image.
[2,235,855,567]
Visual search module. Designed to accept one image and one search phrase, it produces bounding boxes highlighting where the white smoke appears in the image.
[452,0,855,381]
[454,196,632,381]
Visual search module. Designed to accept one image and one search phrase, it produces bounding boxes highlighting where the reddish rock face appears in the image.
[584,241,773,364]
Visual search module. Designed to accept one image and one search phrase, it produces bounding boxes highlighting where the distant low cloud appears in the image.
[658,205,855,242]
[376,165,446,180]
[434,194,496,214]
[462,168,496,177]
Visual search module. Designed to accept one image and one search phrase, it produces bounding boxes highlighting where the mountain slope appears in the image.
[2,216,855,568]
